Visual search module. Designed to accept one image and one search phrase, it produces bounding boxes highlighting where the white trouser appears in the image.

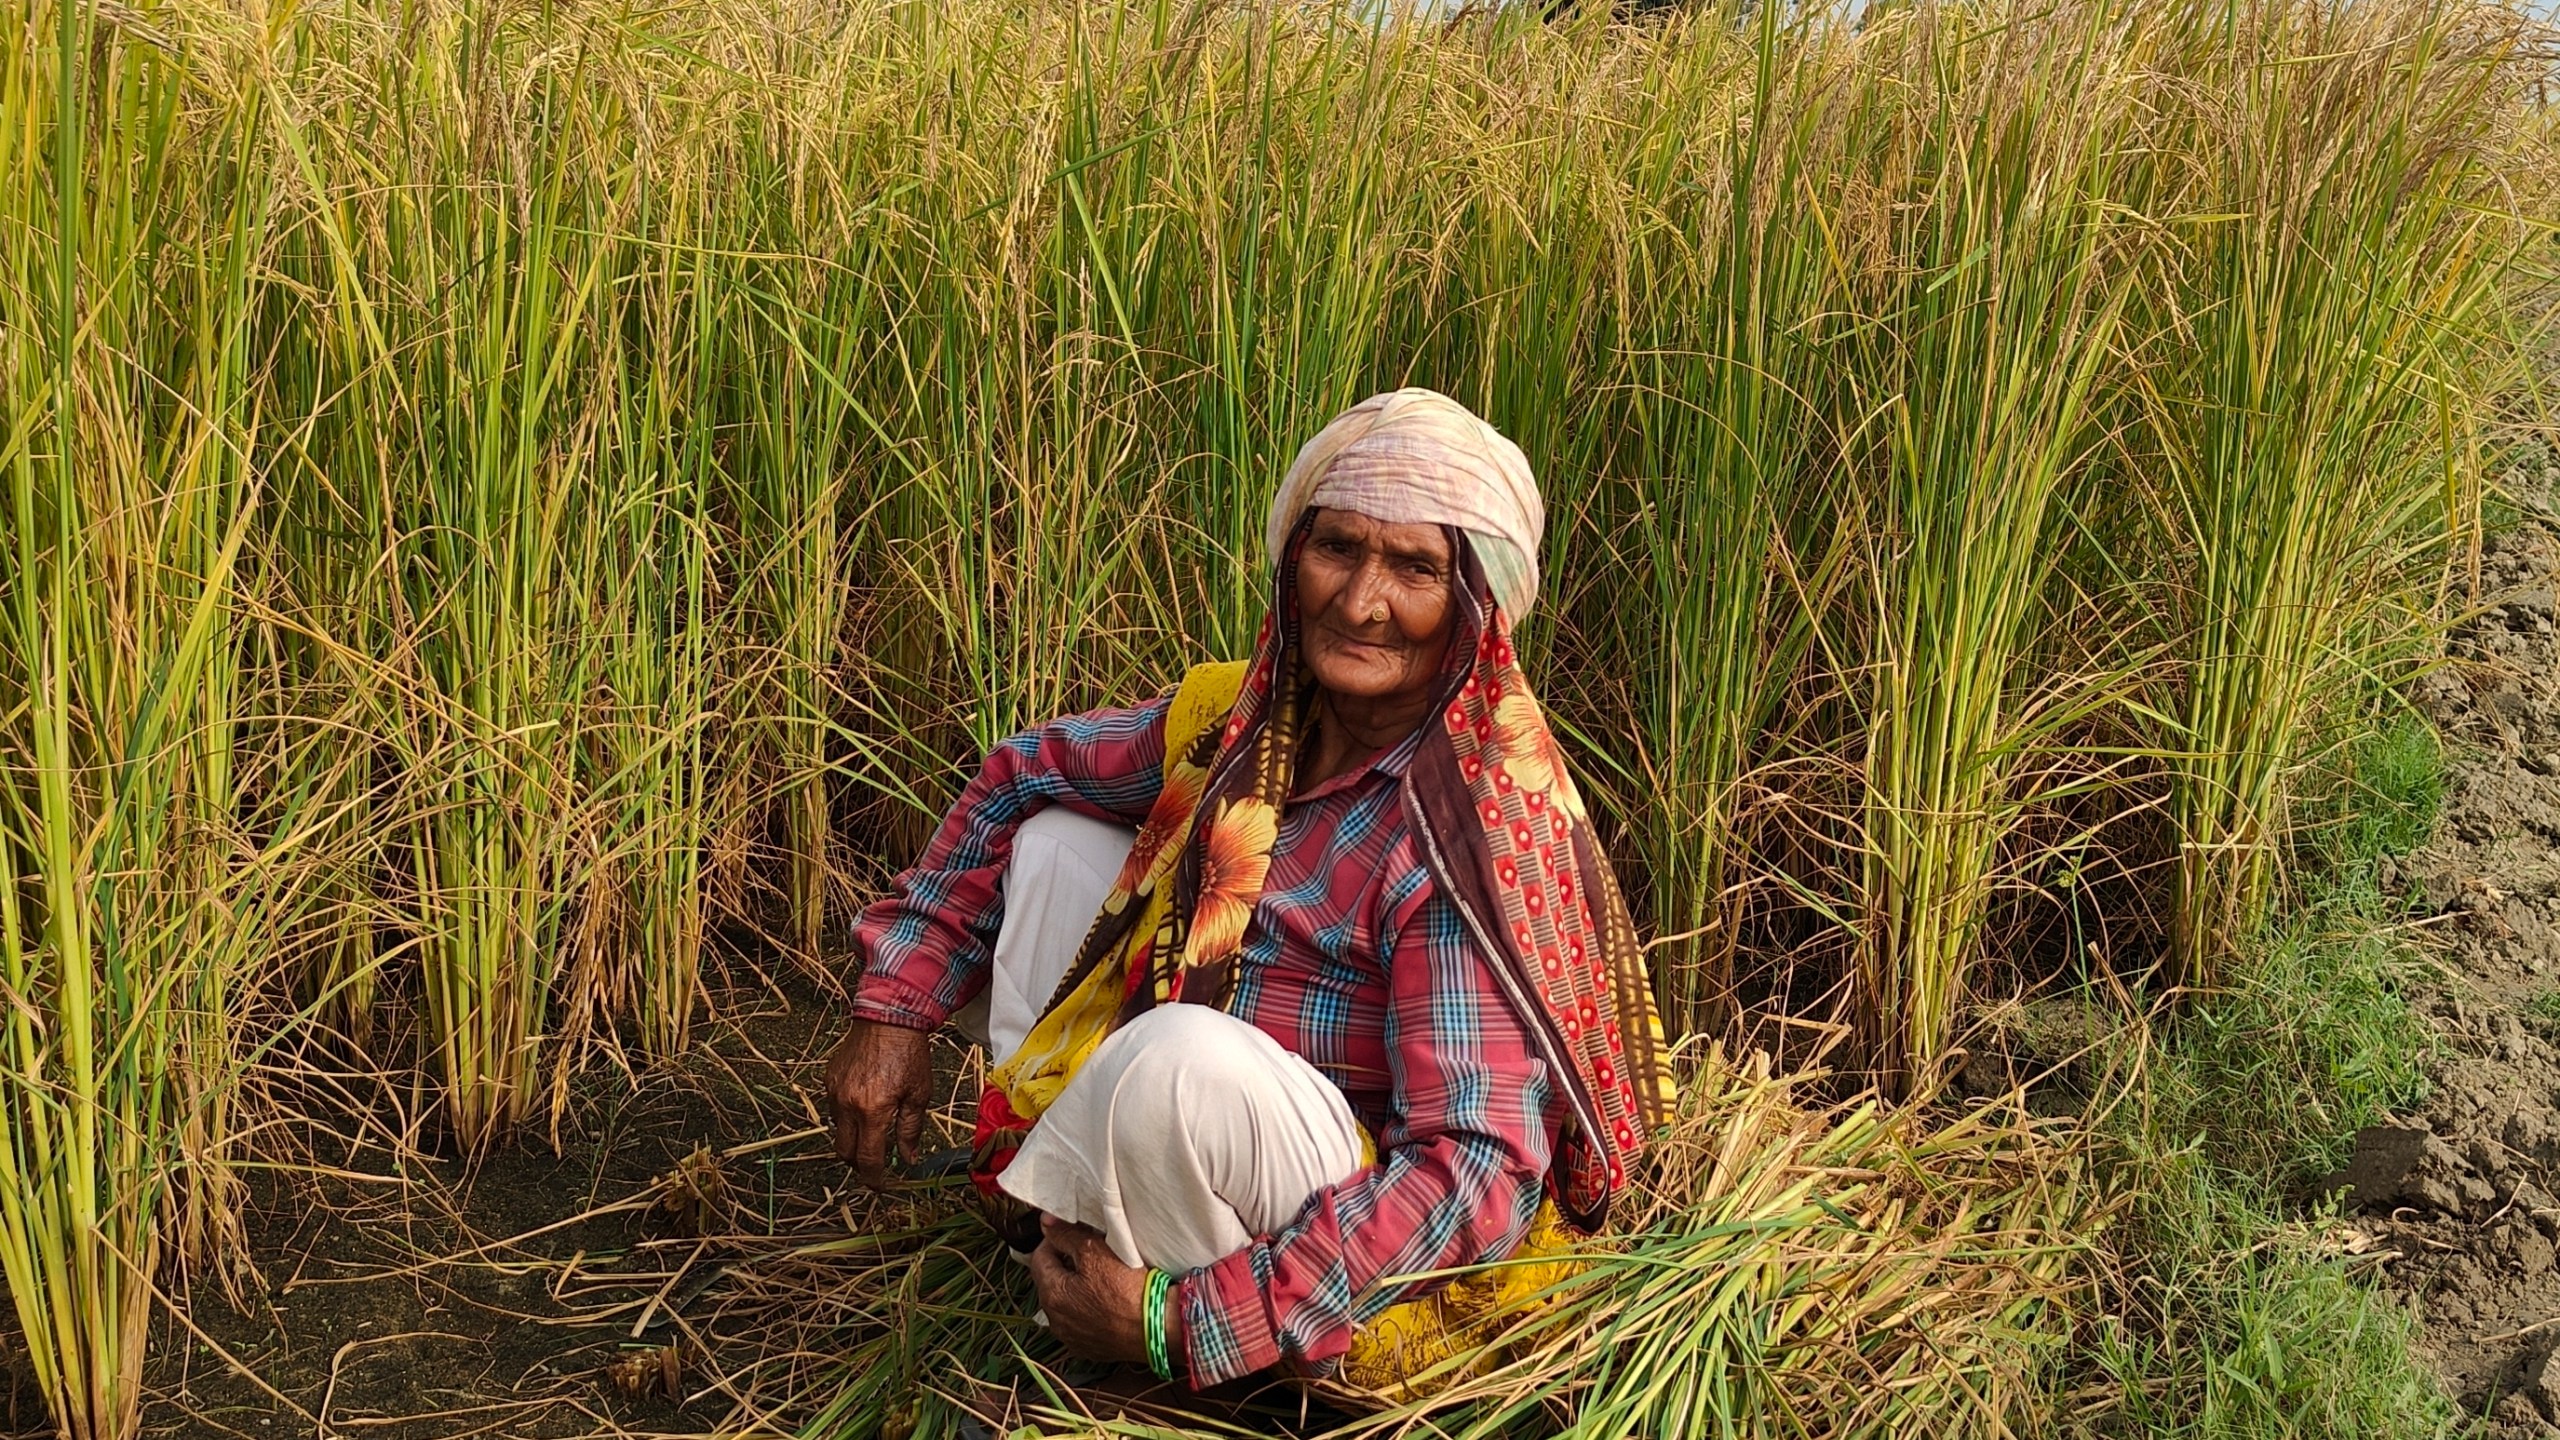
[964,807,1366,1271]
[950,805,1138,1066]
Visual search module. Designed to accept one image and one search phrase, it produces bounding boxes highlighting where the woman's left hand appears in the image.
[1027,1214,1151,1364]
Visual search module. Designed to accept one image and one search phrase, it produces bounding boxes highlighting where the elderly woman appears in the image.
[823,389,1672,1391]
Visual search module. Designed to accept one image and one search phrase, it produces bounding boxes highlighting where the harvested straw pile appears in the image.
[1310,1061,2094,1438]
[685,1061,2090,1440]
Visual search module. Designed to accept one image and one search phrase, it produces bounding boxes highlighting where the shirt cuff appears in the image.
[1175,1255,1282,1388]
[847,972,951,1032]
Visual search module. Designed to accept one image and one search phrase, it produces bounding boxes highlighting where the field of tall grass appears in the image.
[0,0,2550,1432]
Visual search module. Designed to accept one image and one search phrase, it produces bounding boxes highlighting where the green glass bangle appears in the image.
[1143,1268,1175,1381]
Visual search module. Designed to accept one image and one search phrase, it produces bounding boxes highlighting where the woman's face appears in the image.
[1295,507,1456,706]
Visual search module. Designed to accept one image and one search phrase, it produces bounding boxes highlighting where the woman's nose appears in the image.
[1343,561,1393,621]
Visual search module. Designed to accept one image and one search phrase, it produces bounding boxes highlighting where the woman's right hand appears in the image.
[822,1019,935,1189]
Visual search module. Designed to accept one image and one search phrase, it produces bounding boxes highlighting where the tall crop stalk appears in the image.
[1587,12,1849,1033]
[705,127,885,964]
[376,58,622,1144]
[1173,11,1421,656]
[0,7,284,1431]
[735,256,860,970]
[1845,14,2126,1087]
[259,77,408,1058]
[571,195,714,1064]
[2146,0,2519,986]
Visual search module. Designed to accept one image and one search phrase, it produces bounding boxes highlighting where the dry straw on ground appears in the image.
[667,1056,2092,1439]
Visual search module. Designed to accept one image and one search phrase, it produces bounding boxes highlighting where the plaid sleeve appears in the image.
[848,696,1171,1031]
[1174,850,1558,1386]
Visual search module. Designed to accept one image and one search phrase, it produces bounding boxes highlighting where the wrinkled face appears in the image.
[1294,507,1457,706]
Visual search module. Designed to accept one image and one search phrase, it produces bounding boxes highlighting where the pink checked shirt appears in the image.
[850,695,1565,1386]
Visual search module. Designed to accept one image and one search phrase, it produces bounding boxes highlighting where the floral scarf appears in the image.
[973,528,1675,1239]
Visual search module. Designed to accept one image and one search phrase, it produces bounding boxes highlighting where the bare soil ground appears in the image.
[73,989,981,1440]
[2322,463,2560,1435]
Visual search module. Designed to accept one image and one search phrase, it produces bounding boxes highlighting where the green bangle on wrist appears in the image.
[1143,1268,1176,1381]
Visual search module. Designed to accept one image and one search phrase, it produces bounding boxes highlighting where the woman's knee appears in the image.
[1094,1004,1272,1093]
[1091,1005,1365,1222]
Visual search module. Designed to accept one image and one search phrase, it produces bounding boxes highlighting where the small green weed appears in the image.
[2072,715,2453,1437]
[2301,709,2446,882]
[2521,988,2560,1035]
[2079,1160,2457,1440]
[2149,920,2434,1186]
[2144,710,2441,1186]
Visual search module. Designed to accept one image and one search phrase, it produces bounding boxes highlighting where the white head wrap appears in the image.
[1265,388,1545,620]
